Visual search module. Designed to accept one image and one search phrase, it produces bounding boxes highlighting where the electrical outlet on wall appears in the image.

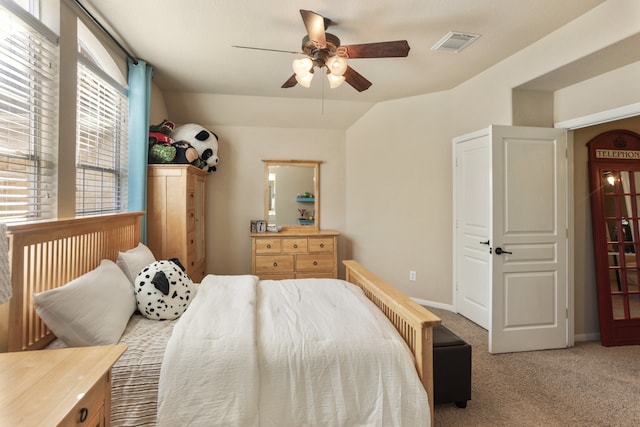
[409,270,417,281]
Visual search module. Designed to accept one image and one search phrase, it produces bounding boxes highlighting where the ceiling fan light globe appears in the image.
[295,72,314,88]
[327,56,348,76]
[327,73,345,88]
[292,57,313,75]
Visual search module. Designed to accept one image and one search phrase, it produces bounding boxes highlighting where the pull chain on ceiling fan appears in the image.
[233,9,410,92]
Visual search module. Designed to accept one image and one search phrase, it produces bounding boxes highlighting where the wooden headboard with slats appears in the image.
[0,212,143,352]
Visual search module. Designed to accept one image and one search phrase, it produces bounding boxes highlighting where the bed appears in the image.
[1,212,441,426]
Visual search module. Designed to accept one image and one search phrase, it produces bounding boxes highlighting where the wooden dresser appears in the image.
[251,230,339,279]
[0,344,126,426]
[147,165,208,282]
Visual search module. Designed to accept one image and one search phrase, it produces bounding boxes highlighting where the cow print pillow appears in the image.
[135,258,194,320]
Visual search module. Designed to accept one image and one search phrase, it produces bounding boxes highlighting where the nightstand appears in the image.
[0,344,126,426]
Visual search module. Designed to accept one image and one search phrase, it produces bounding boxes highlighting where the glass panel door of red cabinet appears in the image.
[588,129,640,346]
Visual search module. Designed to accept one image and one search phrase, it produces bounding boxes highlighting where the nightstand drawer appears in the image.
[60,374,106,427]
[255,255,294,274]
[255,239,282,254]
[296,254,334,272]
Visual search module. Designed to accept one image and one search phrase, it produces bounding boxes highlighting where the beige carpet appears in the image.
[429,307,640,427]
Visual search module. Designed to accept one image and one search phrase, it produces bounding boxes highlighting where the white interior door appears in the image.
[454,125,570,354]
[454,131,491,329]
[489,125,568,354]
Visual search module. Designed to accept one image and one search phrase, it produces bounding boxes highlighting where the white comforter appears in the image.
[157,275,429,427]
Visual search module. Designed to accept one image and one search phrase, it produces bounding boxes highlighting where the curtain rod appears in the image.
[74,0,139,65]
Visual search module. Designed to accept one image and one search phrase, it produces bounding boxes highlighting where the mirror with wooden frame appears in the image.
[263,160,320,231]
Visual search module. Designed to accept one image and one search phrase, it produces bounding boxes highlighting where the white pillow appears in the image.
[116,242,156,285]
[33,259,136,347]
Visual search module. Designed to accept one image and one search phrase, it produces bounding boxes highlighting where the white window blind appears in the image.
[75,57,128,216]
[0,1,59,223]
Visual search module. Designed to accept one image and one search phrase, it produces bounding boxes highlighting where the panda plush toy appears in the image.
[135,258,194,320]
[172,123,220,172]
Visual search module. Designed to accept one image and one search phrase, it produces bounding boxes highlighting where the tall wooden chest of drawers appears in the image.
[250,230,339,279]
[147,165,208,282]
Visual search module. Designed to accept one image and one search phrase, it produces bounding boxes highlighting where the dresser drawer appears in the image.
[308,237,334,253]
[187,230,198,255]
[189,259,206,283]
[255,255,294,274]
[187,209,197,231]
[187,189,197,210]
[282,238,308,253]
[60,374,106,427]
[255,239,282,254]
[259,273,295,280]
[251,231,339,279]
[296,272,336,279]
[296,254,335,272]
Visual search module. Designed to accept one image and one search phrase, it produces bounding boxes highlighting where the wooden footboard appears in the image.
[343,260,441,425]
[0,212,143,352]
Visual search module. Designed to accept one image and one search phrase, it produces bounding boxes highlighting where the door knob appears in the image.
[480,240,490,245]
[495,247,512,255]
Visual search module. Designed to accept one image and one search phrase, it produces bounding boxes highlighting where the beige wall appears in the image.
[189,125,346,276]
[344,0,640,340]
[345,92,452,303]
[148,0,640,339]
[555,61,640,123]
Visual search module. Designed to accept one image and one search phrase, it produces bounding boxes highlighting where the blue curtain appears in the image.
[127,58,153,242]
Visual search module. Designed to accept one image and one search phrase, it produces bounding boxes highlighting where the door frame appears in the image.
[452,128,492,330]
[452,125,575,350]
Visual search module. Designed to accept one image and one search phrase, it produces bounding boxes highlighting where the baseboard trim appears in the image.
[575,332,601,342]
[412,297,455,312]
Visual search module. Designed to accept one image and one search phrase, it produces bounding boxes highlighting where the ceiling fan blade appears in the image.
[300,9,326,48]
[232,45,303,55]
[281,74,298,88]
[342,40,410,58]
[343,66,372,92]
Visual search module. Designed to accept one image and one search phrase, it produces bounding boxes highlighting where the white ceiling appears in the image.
[81,0,606,104]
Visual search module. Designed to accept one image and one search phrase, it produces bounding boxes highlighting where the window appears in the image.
[11,0,36,16]
[0,1,58,223]
[75,42,128,216]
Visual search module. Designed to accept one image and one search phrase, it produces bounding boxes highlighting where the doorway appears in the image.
[587,129,640,345]
[572,116,640,342]
[454,125,569,354]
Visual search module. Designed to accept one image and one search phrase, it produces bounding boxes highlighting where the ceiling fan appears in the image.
[233,10,410,92]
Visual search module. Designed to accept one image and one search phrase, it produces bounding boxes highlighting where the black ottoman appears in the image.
[433,324,472,408]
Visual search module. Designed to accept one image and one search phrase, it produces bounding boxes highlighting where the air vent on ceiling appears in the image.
[431,31,480,53]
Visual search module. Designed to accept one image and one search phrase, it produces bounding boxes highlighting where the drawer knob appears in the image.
[320,243,325,248]
[313,261,318,266]
[293,244,298,249]
[267,244,272,249]
[79,407,89,423]
[273,262,278,267]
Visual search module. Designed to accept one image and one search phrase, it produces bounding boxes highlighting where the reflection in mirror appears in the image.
[263,160,320,230]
